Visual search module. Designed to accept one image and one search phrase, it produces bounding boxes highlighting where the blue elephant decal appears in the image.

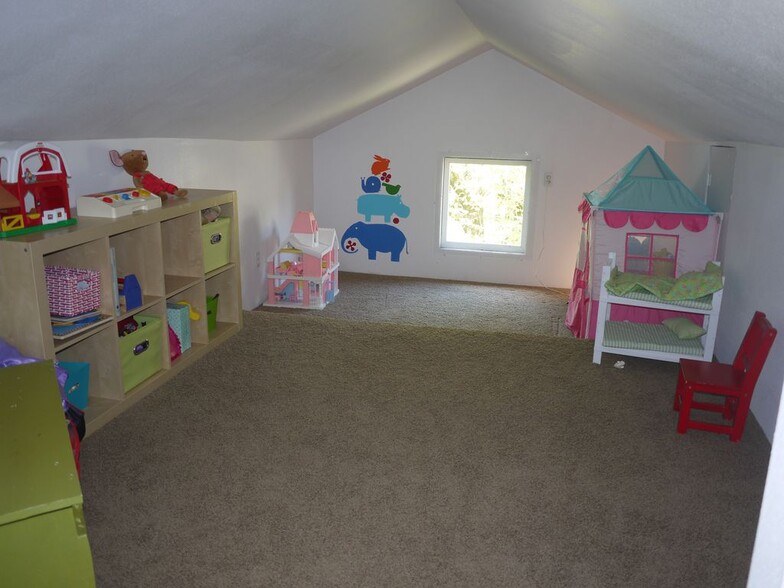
[341,222,408,262]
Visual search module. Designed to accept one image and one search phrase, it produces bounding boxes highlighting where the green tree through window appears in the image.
[441,157,530,253]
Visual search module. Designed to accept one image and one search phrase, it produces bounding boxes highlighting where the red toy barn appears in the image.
[0,141,75,237]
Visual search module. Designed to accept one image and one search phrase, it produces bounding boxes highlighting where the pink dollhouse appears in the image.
[266,211,339,309]
[0,141,75,237]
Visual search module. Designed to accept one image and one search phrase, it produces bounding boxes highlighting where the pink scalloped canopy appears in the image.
[603,211,710,232]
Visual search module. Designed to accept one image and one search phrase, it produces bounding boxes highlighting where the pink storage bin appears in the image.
[45,266,101,317]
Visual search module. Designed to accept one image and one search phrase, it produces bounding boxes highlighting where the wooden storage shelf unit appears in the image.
[0,189,242,435]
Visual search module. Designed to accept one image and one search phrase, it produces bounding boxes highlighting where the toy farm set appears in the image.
[0,141,75,237]
[266,211,339,309]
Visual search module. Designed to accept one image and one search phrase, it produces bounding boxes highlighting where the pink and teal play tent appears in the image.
[565,146,722,339]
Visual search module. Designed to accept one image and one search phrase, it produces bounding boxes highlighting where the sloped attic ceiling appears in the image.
[0,0,487,141]
[457,0,784,147]
[2,1,784,147]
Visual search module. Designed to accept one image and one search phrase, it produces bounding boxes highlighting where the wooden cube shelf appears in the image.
[0,189,242,435]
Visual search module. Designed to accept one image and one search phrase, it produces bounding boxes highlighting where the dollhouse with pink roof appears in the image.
[265,211,339,309]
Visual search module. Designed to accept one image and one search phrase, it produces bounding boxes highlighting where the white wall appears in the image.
[664,143,710,200]
[313,49,662,288]
[51,138,312,310]
[231,141,313,308]
[749,380,784,587]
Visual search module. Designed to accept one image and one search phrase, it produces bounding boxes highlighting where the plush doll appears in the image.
[109,149,188,201]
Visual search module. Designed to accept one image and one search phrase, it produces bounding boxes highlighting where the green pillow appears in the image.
[704,261,722,274]
[664,262,723,301]
[663,317,707,340]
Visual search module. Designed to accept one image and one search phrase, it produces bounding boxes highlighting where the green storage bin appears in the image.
[119,315,162,393]
[206,295,219,335]
[202,217,231,273]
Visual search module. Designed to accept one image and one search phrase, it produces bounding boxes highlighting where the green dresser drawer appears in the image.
[0,503,94,587]
[0,362,95,587]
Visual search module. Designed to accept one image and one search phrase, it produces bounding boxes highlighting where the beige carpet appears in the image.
[80,300,770,587]
[257,271,574,338]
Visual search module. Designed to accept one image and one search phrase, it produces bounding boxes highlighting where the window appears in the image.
[625,233,679,276]
[439,157,531,254]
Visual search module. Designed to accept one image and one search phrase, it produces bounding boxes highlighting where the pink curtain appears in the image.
[566,219,591,338]
[603,211,710,232]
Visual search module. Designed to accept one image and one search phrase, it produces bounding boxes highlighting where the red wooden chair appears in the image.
[673,311,777,442]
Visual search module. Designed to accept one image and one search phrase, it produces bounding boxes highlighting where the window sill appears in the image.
[439,247,528,260]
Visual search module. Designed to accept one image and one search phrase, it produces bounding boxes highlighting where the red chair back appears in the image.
[732,311,777,393]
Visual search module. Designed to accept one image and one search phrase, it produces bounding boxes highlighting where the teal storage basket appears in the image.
[166,302,192,352]
[58,361,90,409]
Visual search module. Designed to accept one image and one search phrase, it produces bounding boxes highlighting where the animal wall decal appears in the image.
[342,154,410,262]
[371,154,391,176]
[361,176,381,193]
[357,194,410,223]
[341,222,408,262]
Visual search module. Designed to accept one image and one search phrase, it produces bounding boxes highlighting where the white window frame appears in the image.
[624,232,679,276]
[439,156,532,255]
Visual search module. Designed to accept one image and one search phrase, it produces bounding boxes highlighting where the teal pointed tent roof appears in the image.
[584,146,713,214]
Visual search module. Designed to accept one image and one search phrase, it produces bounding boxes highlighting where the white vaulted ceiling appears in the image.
[457,0,784,146]
[2,0,783,146]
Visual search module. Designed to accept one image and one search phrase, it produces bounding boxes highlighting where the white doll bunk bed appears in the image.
[592,253,723,365]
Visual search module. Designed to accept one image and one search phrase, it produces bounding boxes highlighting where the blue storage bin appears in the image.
[58,361,90,409]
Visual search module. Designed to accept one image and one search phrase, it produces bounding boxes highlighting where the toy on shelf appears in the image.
[118,274,142,312]
[201,205,221,224]
[77,187,162,218]
[265,211,339,310]
[276,260,303,276]
[109,149,188,201]
[0,141,75,238]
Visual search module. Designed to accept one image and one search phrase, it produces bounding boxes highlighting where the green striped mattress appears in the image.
[602,321,704,356]
[612,288,714,310]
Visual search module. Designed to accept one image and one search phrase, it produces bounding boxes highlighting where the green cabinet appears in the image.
[0,361,95,587]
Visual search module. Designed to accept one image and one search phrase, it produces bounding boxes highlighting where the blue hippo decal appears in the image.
[357,193,410,223]
[341,222,408,262]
